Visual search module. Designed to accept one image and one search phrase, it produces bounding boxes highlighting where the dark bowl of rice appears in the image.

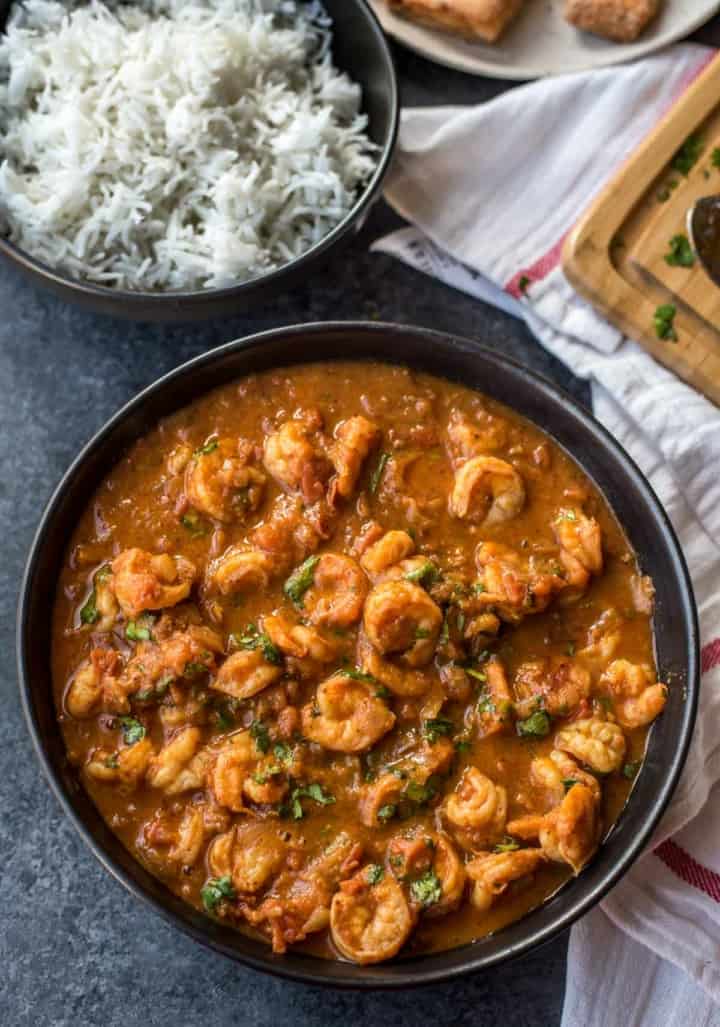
[0,0,398,320]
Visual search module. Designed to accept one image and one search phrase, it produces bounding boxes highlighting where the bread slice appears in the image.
[563,0,660,41]
[387,0,526,43]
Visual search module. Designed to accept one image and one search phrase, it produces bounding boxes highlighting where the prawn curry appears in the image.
[52,362,665,965]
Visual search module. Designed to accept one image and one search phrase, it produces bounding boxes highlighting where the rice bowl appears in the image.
[0,0,380,292]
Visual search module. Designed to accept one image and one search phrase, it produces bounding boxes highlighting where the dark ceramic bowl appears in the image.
[0,0,398,321]
[18,322,699,988]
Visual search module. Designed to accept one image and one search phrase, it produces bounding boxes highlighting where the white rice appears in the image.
[0,0,378,290]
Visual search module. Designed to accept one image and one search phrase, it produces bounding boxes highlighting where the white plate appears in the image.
[369,0,720,79]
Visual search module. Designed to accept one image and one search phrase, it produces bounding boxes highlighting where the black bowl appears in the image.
[18,322,699,987]
[0,0,398,321]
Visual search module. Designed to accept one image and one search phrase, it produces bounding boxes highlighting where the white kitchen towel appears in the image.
[372,44,720,1021]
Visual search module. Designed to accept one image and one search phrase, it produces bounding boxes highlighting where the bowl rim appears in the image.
[17,320,700,988]
[0,0,399,307]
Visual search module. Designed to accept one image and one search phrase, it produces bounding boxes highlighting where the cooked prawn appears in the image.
[301,673,395,753]
[263,612,340,669]
[388,830,466,919]
[330,867,414,964]
[555,717,626,774]
[85,737,154,791]
[444,767,507,852]
[363,580,442,668]
[207,546,274,596]
[599,659,667,728]
[329,415,380,500]
[119,625,222,698]
[446,410,507,462]
[111,548,197,619]
[209,823,287,894]
[508,782,601,874]
[553,509,602,596]
[449,456,525,526]
[466,849,546,913]
[359,529,415,577]
[476,658,514,736]
[211,649,283,702]
[146,726,202,791]
[358,637,432,697]
[513,658,591,718]
[302,553,368,629]
[475,541,565,622]
[210,730,288,811]
[263,413,332,503]
[65,648,125,718]
[184,437,266,523]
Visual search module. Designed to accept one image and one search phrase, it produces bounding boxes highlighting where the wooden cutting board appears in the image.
[563,54,720,407]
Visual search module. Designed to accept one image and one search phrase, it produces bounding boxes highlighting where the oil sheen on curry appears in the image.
[52,362,666,965]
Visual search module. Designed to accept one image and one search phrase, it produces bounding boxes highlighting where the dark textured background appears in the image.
[2,22,719,1026]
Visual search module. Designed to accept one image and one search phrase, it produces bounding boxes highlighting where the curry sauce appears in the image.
[51,362,664,964]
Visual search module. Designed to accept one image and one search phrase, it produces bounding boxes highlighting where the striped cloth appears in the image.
[373,44,720,1024]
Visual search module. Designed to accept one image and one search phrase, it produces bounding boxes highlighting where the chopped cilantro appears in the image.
[494,836,520,853]
[518,274,530,295]
[622,760,641,780]
[273,742,294,765]
[423,717,454,743]
[118,716,145,745]
[454,737,472,753]
[80,589,99,625]
[405,561,439,587]
[104,754,119,769]
[201,875,235,913]
[558,508,577,522]
[366,864,384,885]
[377,804,397,823]
[374,685,391,699]
[369,452,390,494]
[287,781,336,819]
[184,661,209,678]
[415,627,431,640]
[180,510,209,537]
[671,133,703,176]
[410,870,442,908]
[283,556,320,607]
[194,439,219,457]
[516,710,551,738]
[653,303,678,342]
[250,719,271,754]
[404,778,440,805]
[713,147,720,168]
[664,234,695,268]
[563,778,579,792]
[231,624,282,665]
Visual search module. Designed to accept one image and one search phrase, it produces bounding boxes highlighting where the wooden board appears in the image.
[562,55,720,407]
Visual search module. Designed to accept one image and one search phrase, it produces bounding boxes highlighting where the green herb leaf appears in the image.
[516,710,551,738]
[454,737,472,753]
[494,836,520,853]
[654,303,678,342]
[671,133,703,176]
[423,717,454,743]
[283,556,320,607]
[104,754,119,769]
[118,716,145,745]
[409,870,442,908]
[518,274,530,295]
[467,667,487,683]
[664,234,695,268]
[404,561,439,587]
[404,778,439,805]
[184,661,209,679]
[377,803,397,823]
[181,511,209,537]
[622,760,641,780]
[366,864,384,885]
[250,719,270,754]
[288,781,336,819]
[231,624,283,665]
[563,778,580,792]
[80,589,99,625]
[369,452,390,494]
[201,875,235,913]
[273,742,294,765]
[712,147,720,168]
[194,439,219,457]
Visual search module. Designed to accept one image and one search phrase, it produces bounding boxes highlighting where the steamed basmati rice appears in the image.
[0,0,378,290]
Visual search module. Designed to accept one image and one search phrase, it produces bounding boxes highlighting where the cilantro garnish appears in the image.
[404,561,439,587]
[622,760,641,780]
[671,133,703,176]
[283,556,320,607]
[231,624,282,665]
[516,710,551,738]
[118,716,145,745]
[369,452,390,494]
[664,234,695,268]
[201,875,235,913]
[194,439,219,457]
[494,836,520,853]
[423,717,454,743]
[366,864,384,886]
[653,303,678,341]
[250,719,270,754]
[410,870,442,908]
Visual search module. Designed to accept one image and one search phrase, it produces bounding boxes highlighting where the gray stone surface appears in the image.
[3,24,719,1027]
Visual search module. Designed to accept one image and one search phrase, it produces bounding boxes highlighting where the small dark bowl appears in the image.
[18,322,699,988]
[0,0,398,321]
